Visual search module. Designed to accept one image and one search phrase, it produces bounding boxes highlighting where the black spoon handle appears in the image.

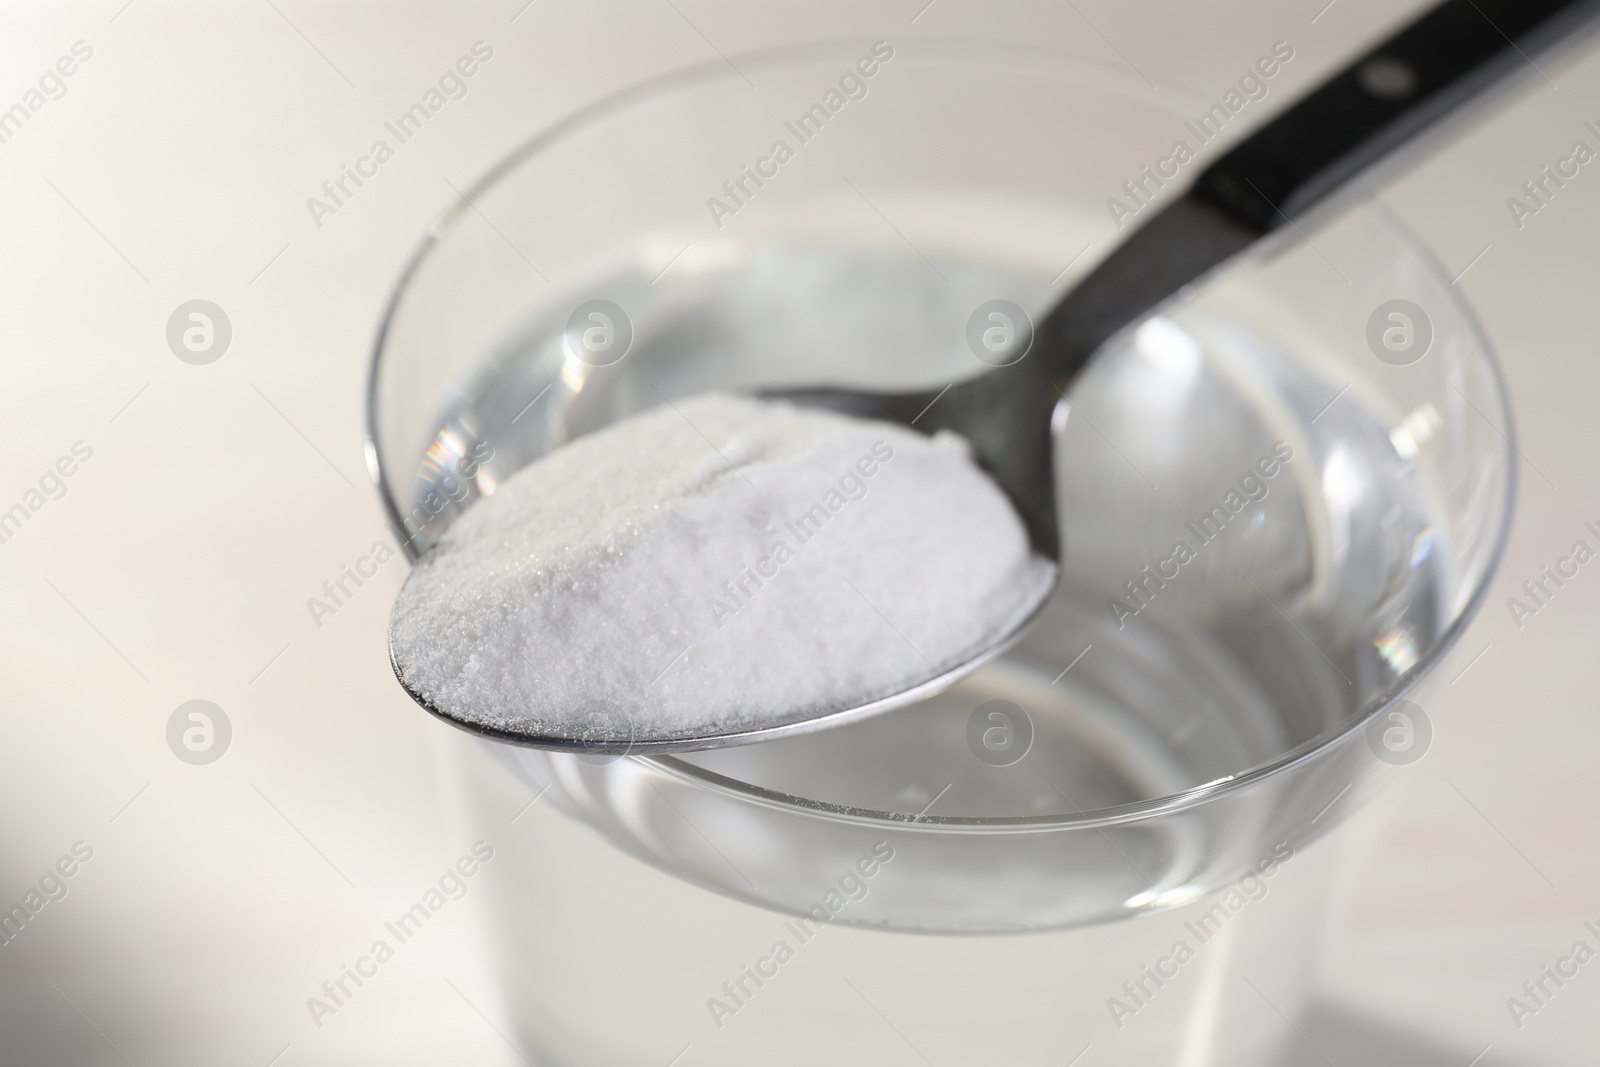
[981,0,1600,556]
[1046,0,1600,361]
[1196,0,1600,232]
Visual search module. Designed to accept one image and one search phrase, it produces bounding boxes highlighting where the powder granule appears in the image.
[389,393,1054,742]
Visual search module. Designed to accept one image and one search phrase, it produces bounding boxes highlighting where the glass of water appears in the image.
[368,39,1513,1065]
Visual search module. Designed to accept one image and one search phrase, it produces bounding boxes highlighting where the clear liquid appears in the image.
[464,732,1390,1067]
[407,241,1446,821]
[404,242,1448,1065]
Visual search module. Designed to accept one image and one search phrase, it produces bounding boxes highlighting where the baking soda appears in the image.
[389,393,1053,742]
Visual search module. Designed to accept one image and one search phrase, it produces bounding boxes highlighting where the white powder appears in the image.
[389,393,1055,743]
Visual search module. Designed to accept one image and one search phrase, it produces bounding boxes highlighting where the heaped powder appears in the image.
[389,393,1054,743]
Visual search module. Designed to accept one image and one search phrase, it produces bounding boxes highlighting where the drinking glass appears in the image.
[368,39,1513,1066]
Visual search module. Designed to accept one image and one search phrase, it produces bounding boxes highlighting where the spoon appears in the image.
[393,0,1596,754]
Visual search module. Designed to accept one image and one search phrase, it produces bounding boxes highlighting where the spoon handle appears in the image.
[1196,0,1600,233]
[997,0,1600,558]
[781,0,1600,564]
[1044,0,1600,363]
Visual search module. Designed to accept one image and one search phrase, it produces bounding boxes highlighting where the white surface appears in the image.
[0,1,1596,1064]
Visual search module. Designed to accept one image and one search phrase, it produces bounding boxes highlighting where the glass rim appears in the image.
[366,40,1519,834]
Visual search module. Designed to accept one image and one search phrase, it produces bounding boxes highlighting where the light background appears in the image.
[0,0,1596,1064]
